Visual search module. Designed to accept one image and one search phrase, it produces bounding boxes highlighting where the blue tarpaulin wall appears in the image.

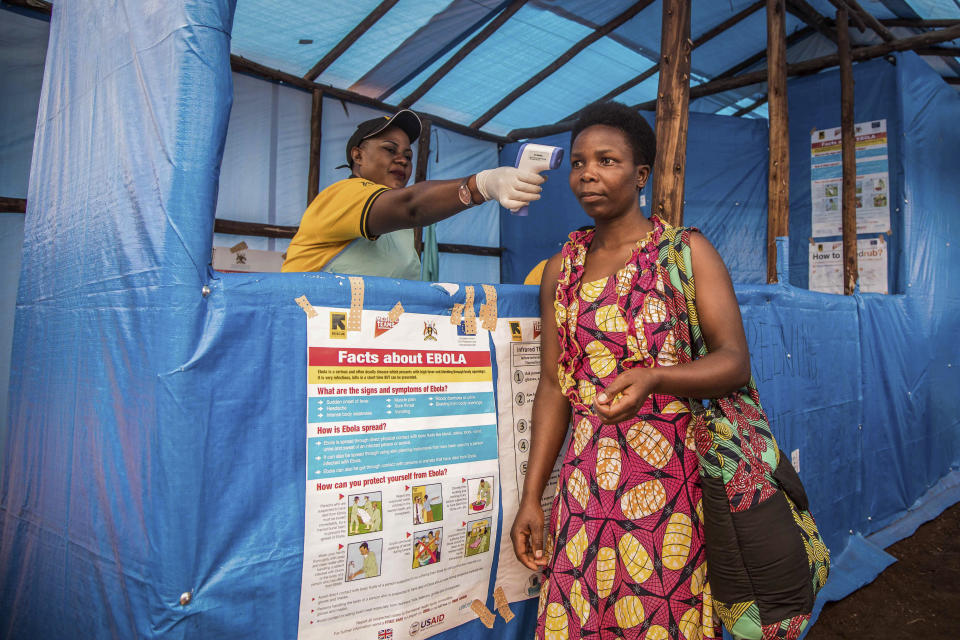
[1,3,959,639]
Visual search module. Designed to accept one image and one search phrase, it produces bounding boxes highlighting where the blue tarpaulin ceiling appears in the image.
[229,0,960,135]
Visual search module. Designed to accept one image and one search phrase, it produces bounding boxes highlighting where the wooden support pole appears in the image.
[413,118,433,256]
[307,89,323,204]
[767,0,790,284]
[0,197,27,213]
[837,8,858,295]
[651,0,691,226]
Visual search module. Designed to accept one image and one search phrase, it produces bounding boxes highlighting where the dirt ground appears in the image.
[805,501,960,639]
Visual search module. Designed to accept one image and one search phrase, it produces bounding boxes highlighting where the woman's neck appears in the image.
[590,206,652,251]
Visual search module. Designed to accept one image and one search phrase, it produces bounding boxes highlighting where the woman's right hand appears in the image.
[511,498,547,571]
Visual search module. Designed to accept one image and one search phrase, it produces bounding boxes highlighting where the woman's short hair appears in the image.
[570,101,656,167]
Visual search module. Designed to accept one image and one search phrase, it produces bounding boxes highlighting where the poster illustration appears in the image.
[810,119,890,237]
[491,317,568,603]
[809,237,889,294]
[297,307,499,640]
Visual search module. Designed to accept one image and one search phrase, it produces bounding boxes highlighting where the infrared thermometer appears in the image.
[512,143,564,216]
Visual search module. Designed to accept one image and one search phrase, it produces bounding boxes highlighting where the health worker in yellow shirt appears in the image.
[282,109,543,278]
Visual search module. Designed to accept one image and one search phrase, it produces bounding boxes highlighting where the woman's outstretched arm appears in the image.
[510,253,572,570]
[593,231,751,424]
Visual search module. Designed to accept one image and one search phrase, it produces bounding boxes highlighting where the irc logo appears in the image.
[329,312,347,339]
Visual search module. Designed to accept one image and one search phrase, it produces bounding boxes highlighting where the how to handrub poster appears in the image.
[298,306,499,640]
[810,119,890,237]
[808,236,889,294]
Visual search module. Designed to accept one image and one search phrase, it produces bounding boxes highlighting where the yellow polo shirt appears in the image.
[282,177,420,279]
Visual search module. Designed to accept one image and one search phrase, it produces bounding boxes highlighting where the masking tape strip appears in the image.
[463,286,477,335]
[295,295,317,319]
[470,600,495,629]
[493,586,514,622]
[347,276,364,332]
[388,301,404,323]
[480,284,498,331]
[230,241,248,253]
[450,303,464,325]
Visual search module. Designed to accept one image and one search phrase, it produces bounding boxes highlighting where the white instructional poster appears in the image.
[491,317,567,603]
[810,119,890,237]
[808,237,889,294]
[298,307,499,640]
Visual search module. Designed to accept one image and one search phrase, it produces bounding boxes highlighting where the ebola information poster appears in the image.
[491,318,567,603]
[808,237,888,294]
[810,119,890,237]
[297,307,499,640]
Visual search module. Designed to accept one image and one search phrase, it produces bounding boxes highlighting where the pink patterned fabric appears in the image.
[536,217,719,640]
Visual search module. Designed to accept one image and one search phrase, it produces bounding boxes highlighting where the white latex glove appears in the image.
[475,167,544,211]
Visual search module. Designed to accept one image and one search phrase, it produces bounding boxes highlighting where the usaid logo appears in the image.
[409,614,445,635]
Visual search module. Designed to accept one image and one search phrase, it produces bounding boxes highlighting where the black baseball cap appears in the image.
[338,109,422,169]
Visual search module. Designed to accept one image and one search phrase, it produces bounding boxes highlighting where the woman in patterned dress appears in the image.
[510,102,752,640]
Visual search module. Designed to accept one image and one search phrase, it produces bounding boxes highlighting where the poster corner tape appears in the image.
[388,301,404,323]
[470,599,495,629]
[295,295,317,318]
[450,303,464,325]
[493,586,514,623]
[230,240,248,253]
[347,276,364,332]
[463,286,477,335]
[480,284,498,331]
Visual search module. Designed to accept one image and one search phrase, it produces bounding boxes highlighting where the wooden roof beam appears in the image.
[398,0,528,109]
[303,0,401,81]
[505,26,816,140]
[838,0,896,41]
[469,0,656,129]
[824,0,868,34]
[630,23,960,109]
[558,0,764,121]
[786,0,838,43]
[733,95,768,116]
[231,55,509,144]
[880,19,960,28]
[916,47,960,57]
[2,0,50,14]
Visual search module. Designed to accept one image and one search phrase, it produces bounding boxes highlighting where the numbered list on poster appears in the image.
[491,318,568,603]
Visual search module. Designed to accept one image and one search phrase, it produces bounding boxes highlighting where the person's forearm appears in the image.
[648,346,750,399]
[520,382,571,504]
[379,176,481,229]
